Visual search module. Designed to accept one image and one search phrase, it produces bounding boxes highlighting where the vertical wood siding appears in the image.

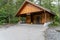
[20,4,42,14]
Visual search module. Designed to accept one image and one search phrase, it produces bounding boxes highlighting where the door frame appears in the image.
[33,15,42,24]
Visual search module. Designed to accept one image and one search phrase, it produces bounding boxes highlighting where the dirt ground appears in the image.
[0,24,48,40]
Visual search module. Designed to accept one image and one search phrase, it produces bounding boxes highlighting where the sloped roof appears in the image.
[16,0,55,16]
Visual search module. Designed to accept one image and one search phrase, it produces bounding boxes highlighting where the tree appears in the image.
[0,0,60,25]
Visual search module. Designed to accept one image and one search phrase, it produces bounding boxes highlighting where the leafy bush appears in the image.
[10,17,19,24]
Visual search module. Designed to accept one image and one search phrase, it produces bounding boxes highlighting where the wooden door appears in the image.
[36,16,40,24]
[33,15,41,24]
[26,15,31,24]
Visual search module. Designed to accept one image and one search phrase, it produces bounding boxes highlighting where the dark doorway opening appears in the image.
[36,16,40,24]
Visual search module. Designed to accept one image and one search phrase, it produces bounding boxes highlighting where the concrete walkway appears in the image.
[0,24,48,40]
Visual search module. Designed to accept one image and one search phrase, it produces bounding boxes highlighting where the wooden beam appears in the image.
[44,10,46,23]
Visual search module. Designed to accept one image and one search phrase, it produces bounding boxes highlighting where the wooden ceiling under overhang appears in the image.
[18,3,43,15]
[20,4,43,14]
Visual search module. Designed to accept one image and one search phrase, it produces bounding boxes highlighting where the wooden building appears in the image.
[16,0,55,24]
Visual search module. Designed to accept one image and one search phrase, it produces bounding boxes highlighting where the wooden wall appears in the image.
[46,13,51,22]
[20,3,42,14]
[33,12,52,24]
[26,15,31,24]
[41,13,45,24]
[44,12,53,23]
[21,12,53,24]
[33,15,42,24]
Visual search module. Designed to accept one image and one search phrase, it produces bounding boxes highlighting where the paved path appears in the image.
[0,24,48,40]
[45,27,60,40]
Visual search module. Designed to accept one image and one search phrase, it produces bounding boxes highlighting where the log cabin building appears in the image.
[16,0,55,24]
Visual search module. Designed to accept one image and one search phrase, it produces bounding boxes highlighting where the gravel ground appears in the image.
[45,27,60,40]
[0,24,60,40]
[0,24,48,40]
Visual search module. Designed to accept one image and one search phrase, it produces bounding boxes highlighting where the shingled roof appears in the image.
[16,0,56,16]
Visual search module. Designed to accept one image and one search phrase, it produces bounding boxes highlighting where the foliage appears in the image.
[30,0,60,26]
[0,0,60,26]
[0,0,24,24]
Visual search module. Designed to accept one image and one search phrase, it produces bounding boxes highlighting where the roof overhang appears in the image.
[15,0,56,17]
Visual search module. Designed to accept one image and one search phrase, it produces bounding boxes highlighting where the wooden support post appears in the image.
[44,10,46,23]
